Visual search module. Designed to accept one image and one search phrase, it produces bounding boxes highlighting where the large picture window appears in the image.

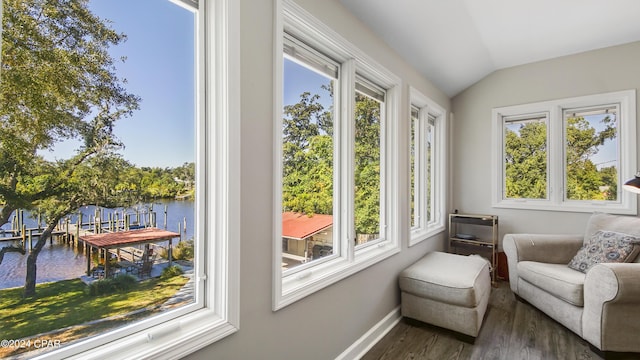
[0,0,239,358]
[492,90,636,214]
[274,0,401,309]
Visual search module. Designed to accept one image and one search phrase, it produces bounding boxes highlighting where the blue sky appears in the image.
[44,0,195,168]
[584,113,617,169]
[47,11,333,168]
[284,58,333,110]
[45,4,331,167]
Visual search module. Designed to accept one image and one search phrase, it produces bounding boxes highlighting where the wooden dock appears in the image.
[0,230,66,242]
[0,215,149,251]
[0,206,186,262]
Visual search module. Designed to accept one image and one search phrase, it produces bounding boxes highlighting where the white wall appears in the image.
[451,41,640,246]
[184,0,450,359]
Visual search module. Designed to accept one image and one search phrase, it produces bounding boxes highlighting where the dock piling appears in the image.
[21,224,26,251]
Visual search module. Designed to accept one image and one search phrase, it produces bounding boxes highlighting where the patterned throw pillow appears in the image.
[568,230,640,273]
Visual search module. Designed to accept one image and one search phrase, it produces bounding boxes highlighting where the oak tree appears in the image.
[0,0,140,297]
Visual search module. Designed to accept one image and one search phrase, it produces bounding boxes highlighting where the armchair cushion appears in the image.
[504,234,584,264]
[584,212,640,242]
[568,230,640,273]
[518,262,586,306]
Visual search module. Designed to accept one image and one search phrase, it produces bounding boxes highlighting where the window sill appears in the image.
[62,307,239,360]
[275,241,400,310]
[409,225,445,247]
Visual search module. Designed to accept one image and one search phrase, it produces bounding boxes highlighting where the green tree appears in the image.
[504,114,617,201]
[171,162,195,199]
[282,91,333,216]
[281,87,382,236]
[565,115,616,200]
[504,121,548,199]
[354,93,380,236]
[0,0,140,297]
[599,166,618,201]
[172,162,195,184]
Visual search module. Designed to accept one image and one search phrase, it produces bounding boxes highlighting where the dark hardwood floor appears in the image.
[362,281,640,360]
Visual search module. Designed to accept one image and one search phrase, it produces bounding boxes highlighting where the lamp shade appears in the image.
[623,173,640,194]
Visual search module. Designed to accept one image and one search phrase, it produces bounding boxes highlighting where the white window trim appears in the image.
[491,90,637,214]
[354,74,387,250]
[409,87,447,246]
[39,0,241,358]
[273,0,401,310]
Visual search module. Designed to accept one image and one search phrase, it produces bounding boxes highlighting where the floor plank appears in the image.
[362,282,638,360]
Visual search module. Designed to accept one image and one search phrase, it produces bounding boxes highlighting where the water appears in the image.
[0,241,88,289]
[0,200,194,290]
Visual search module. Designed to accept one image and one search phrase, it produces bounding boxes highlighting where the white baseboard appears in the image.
[335,306,402,360]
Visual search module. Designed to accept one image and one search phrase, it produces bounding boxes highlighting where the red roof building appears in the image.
[281,212,333,240]
[80,227,180,249]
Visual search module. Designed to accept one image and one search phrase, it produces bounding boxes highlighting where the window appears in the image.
[410,107,418,228]
[409,87,447,246]
[354,76,385,247]
[502,113,549,200]
[274,0,401,309]
[492,90,636,214]
[0,0,239,358]
[281,33,339,270]
[564,105,618,202]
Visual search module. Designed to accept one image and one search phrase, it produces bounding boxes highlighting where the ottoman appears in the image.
[399,251,491,340]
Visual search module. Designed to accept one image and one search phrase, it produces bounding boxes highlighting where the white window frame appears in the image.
[273,0,401,310]
[280,34,341,275]
[30,0,241,358]
[409,87,447,246]
[492,90,637,214]
[354,74,387,250]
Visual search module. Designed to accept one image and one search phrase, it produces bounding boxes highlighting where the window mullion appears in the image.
[341,58,356,261]
[419,109,429,230]
[379,98,387,241]
[425,109,435,228]
[432,112,442,225]
[425,112,435,225]
[549,106,562,204]
[413,110,423,231]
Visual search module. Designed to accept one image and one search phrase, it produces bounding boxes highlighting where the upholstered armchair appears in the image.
[503,212,640,356]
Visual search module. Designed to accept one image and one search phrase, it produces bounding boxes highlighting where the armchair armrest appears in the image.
[582,263,640,352]
[503,234,583,293]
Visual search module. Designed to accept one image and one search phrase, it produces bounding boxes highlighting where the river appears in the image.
[0,199,194,290]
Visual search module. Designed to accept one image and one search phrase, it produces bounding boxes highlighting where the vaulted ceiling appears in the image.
[340,0,640,97]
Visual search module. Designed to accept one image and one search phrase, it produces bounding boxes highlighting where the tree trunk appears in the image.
[23,252,38,298]
[23,222,56,298]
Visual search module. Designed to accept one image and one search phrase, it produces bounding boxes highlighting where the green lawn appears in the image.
[0,276,189,342]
